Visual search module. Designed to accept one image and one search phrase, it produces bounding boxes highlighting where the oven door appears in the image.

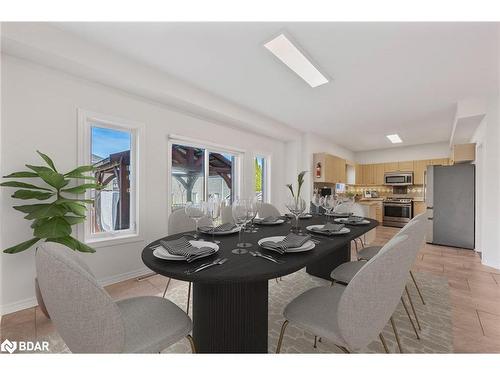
[383,203,412,222]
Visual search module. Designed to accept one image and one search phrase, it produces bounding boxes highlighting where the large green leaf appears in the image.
[11,190,54,200]
[30,218,48,229]
[26,165,68,189]
[24,204,67,220]
[33,217,71,239]
[57,197,94,205]
[47,236,95,253]
[64,165,94,177]
[3,171,38,178]
[13,204,50,214]
[0,181,52,191]
[61,183,100,194]
[36,151,58,172]
[66,175,97,181]
[57,201,87,216]
[62,215,86,225]
[3,238,41,254]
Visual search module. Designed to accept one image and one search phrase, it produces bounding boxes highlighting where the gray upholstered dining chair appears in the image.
[36,242,195,353]
[162,208,212,313]
[276,234,411,354]
[256,203,281,218]
[355,212,428,307]
[329,215,427,352]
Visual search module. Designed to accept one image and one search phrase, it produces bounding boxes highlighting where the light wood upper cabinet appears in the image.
[430,158,450,166]
[413,159,428,185]
[384,162,399,173]
[363,164,375,185]
[313,153,346,184]
[451,143,475,164]
[374,163,385,185]
[355,164,364,185]
[397,160,414,172]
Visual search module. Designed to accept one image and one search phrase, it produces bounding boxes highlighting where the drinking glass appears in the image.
[245,198,259,233]
[312,193,322,215]
[231,199,251,254]
[286,196,306,233]
[185,201,206,239]
[207,196,221,244]
[321,195,335,222]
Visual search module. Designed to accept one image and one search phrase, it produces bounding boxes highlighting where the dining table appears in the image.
[141,214,378,353]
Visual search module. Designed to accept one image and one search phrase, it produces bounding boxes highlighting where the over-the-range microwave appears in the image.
[384,172,413,186]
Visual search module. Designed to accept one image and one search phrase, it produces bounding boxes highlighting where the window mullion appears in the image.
[204,149,209,201]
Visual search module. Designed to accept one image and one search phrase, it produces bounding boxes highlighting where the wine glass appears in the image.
[185,201,206,239]
[231,198,251,254]
[312,193,322,215]
[245,198,259,233]
[285,196,306,233]
[207,196,221,244]
[321,195,335,222]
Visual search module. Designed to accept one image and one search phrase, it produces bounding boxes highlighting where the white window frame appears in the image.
[77,109,144,247]
[254,153,272,203]
[167,134,244,215]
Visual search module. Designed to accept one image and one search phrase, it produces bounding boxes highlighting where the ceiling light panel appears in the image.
[386,134,403,143]
[264,34,328,88]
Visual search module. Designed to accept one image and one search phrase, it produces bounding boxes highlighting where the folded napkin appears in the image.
[285,213,309,218]
[346,215,365,223]
[314,222,345,234]
[254,216,280,223]
[260,233,311,254]
[159,237,215,262]
[199,223,237,233]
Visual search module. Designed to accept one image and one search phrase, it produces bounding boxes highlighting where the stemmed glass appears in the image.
[231,198,252,254]
[286,196,306,233]
[312,193,322,215]
[245,198,259,233]
[185,201,206,239]
[207,196,221,244]
[320,195,335,223]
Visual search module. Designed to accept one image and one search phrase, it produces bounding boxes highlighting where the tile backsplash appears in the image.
[347,184,424,199]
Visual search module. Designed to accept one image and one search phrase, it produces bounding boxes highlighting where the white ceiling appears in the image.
[54,22,498,151]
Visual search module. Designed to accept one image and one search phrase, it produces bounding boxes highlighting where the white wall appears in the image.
[354,142,450,164]
[0,55,289,314]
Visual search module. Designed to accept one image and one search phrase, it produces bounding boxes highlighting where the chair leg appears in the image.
[313,335,318,348]
[379,333,390,353]
[390,316,403,353]
[162,277,172,298]
[410,270,426,305]
[336,345,350,353]
[186,334,196,353]
[186,282,192,314]
[276,320,289,353]
[405,285,422,331]
[401,296,420,340]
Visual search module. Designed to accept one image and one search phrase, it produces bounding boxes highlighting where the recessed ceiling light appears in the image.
[264,33,328,88]
[386,134,403,144]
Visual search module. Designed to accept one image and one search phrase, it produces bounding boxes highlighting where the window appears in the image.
[254,156,268,202]
[170,141,239,211]
[78,110,141,244]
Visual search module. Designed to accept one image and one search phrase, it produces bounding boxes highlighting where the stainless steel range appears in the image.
[383,197,413,228]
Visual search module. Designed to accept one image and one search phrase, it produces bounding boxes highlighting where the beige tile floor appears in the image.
[1,225,500,353]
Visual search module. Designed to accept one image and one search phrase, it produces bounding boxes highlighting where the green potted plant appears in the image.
[285,171,307,231]
[1,151,101,317]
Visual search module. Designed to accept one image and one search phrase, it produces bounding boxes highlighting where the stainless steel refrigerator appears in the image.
[424,164,475,249]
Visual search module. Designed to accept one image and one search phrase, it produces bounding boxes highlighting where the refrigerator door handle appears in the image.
[423,170,426,201]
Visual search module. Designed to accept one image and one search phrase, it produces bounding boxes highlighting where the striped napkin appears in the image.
[159,237,215,262]
[254,216,280,224]
[199,223,237,233]
[346,215,365,224]
[313,222,345,234]
[260,233,311,254]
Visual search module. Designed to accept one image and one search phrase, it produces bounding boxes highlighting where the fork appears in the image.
[253,250,285,264]
[185,258,228,274]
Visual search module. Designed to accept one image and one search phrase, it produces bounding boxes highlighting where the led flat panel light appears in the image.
[386,134,403,143]
[264,34,328,88]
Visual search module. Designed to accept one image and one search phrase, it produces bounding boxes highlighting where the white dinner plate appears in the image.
[334,218,370,225]
[325,212,352,217]
[254,219,285,225]
[285,213,313,219]
[152,240,219,261]
[198,226,240,235]
[306,225,351,235]
[257,236,315,253]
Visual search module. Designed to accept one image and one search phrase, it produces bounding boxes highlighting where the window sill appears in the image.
[84,234,144,249]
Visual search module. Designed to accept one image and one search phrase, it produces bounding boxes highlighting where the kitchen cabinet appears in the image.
[398,160,414,172]
[355,164,364,185]
[374,163,385,185]
[430,158,450,166]
[313,153,346,184]
[363,164,375,185]
[384,162,399,173]
[413,159,428,185]
[413,201,426,216]
[451,143,475,164]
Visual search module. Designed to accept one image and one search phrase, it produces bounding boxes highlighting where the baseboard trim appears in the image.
[0,267,153,316]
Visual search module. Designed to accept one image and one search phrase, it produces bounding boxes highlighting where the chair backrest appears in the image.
[35,242,125,353]
[336,235,411,350]
[168,207,211,235]
[334,202,353,214]
[350,203,365,217]
[257,203,281,218]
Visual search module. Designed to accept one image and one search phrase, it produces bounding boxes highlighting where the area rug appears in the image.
[41,270,452,353]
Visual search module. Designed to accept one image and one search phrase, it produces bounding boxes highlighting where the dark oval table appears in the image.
[142,215,378,353]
